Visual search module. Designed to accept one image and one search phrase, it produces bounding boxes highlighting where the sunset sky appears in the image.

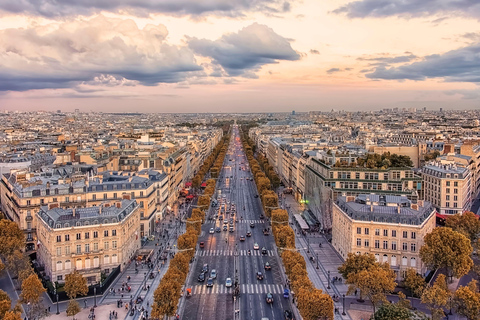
[1,0,480,113]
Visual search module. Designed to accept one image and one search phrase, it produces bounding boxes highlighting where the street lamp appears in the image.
[342,294,346,315]
[56,294,59,315]
[93,285,97,308]
[307,238,310,253]
[327,271,331,289]
[316,252,319,269]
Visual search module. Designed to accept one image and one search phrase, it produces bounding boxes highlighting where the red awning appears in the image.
[201,182,207,187]
[436,212,447,220]
[186,195,194,199]
[185,182,192,187]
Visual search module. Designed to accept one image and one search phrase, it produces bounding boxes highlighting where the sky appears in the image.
[1,0,480,113]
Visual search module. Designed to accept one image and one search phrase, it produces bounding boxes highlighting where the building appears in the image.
[422,161,471,215]
[332,194,436,280]
[36,198,140,284]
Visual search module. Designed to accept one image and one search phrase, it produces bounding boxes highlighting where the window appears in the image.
[112,240,117,249]
[140,191,144,197]
[355,172,360,179]
[411,232,416,239]
[104,230,109,237]
[411,257,416,267]
[65,197,69,202]
[76,245,81,254]
[94,243,98,251]
[112,230,117,236]
[65,246,70,255]
[92,194,96,200]
[383,241,388,249]
[85,232,90,239]
[375,229,380,236]
[76,233,81,240]
[446,195,450,201]
[357,227,361,234]
[93,231,98,238]
[27,200,31,206]
[375,240,380,249]
[454,196,458,201]
[65,235,70,241]
[357,238,361,247]
[454,202,458,208]
[85,244,90,253]
[364,228,369,235]
[446,202,450,208]
[113,193,117,199]
[446,188,450,193]
[403,242,408,251]
[403,231,408,239]
[364,239,369,247]
[446,181,450,186]
[454,181,458,187]
[391,241,397,250]
[103,193,107,200]
[57,275,63,281]
[411,243,416,252]
[104,242,109,250]
[56,235,62,242]
[383,229,388,237]
[56,247,62,256]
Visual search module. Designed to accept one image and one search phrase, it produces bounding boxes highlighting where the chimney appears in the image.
[397,204,401,214]
[48,203,59,210]
[116,202,121,208]
[99,206,102,215]
[370,204,373,212]
[346,196,355,202]
[418,200,424,207]
[72,208,76,217]
[411,204,418,210]
[123,193,131,200]
[105,203,110,207]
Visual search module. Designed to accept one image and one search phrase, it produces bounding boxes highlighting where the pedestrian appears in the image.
[48,306,50,312]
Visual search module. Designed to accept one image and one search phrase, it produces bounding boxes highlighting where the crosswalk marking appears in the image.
[193,283,282,295]
[195,249,275,257]
[205,219,265,225]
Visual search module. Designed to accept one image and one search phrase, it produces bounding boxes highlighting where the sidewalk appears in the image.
[282,193,353,320]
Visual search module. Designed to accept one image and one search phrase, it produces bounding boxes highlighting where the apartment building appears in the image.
[422,162,471,215]
[332,194,436,280]
[36,199,140,283]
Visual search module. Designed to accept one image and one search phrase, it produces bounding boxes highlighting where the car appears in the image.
[264,262,271,270]
[209,228,215,234]
[210,269,217,279]
[254,243,259,250]
[262,247,267,255]
[215,227,221,233]
[254,194,259,198]
[225,278,232,287]
[229,227,234,232]
[223,220,228,225]
[246,231,252,237]
[239,235,246,241]
[256,271,264,280]
[200,242,205,248]
[250,223,255,228]
[284,310,294,320]
[229,219,234,225]
[223,225,228,231]
[266,293,274,304]
[206,278,214,287]
[219,215,223,220]
[260,214,264,219]
[198,273,205,282]
[202,264,209,273]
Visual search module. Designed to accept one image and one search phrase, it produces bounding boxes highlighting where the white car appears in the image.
[211,269,217,279]
[225,278,232,287]
[253,243,260,250]
[209,228,215,234]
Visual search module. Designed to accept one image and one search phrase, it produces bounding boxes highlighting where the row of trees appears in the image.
[240,127,334,320]
[151,131,231,319]
[337,211,480,320]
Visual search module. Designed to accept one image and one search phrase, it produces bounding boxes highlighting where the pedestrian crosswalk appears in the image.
[205,219,265,225]
[196,249,275,257]
[191,284,284,295]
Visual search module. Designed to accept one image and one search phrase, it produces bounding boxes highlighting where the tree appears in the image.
[64,270,88,299]
[338,253,377,280]
[420,227,473,280]
[66,299,81,319]
[0,290,11,319]
[445,211,480,243]
[6,250,31,280]
[0,220,24,257]
[403,268,426,298]
[373,302,414,320]
[421,274,451,320]
[297,288,334,320]
[452,279,480,320]
[20,274,46,320]
[273,225,295,249]
[2,311,22,320]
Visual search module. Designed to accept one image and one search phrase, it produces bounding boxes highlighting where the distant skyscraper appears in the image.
[292,110,295,115]
[440,108,443,112]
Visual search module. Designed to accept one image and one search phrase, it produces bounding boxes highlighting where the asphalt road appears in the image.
[181,126,293,320]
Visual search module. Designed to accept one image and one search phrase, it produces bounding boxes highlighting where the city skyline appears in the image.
[1,0,480,112]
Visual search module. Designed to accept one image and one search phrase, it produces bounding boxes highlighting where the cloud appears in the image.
[357,54,417,64]
[365,44,480,82]
[326,68,341,74]
[310,49,320,54]
[188,23,300,78]
[333,0,480,19]
[0,15,204,91]
[444,89,480,99]
[0,0,295,18]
